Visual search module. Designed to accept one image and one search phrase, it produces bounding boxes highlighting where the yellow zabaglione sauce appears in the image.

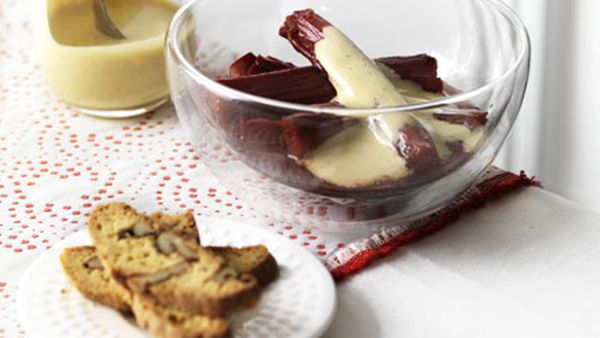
[35,0,178,110]
[301,26,483,188]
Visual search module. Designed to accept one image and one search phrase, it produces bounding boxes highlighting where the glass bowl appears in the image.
[166,0,530,232]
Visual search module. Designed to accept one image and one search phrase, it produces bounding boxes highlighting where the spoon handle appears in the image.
[93,0,126,39]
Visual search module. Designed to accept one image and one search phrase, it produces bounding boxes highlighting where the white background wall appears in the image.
[497,0,600,212]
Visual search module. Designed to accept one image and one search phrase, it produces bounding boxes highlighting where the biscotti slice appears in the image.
[62,247,229,338]
[88,203,260,316]
[132,295,230,338]
[60,246,131,312]
[61,245,278,313]
[60,211,200,315]
[61,246,231,338]
[88,203,192,278]
[209,245,278,287]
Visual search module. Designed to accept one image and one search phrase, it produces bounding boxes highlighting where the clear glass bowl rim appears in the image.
[166,0,531,115]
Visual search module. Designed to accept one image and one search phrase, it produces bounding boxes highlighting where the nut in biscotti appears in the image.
[126,261,190,294]
[118,219,154,238]
[88,203,260,317]
[155,232,199,260]
[83,256,104,270]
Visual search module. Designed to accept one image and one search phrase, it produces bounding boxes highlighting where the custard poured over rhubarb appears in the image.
[215,9,487,195]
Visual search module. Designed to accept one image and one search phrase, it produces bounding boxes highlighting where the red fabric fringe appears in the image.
[331,171,541,282]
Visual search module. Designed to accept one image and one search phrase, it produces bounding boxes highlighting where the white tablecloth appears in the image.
[326,187,600,338]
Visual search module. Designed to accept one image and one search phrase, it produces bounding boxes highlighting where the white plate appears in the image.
[17,218,336,338]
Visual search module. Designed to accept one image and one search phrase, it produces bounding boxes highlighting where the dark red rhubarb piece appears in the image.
[434,111,488,130]
[253,55,295,74]
[239,118,287,153]
[229,53,295,78]
[228,53,256,78]
[281,113,357,159]
[376,55,443,92]
[219,55,444,104]
[376,55,438,77]
[278,9,330,68]
[396,124,440,171]
[435,84,488,129]
[445,140,467,155]
[219,67,336,104]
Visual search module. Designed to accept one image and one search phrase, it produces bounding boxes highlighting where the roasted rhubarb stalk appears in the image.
[278,9,330,69]
[281,113,357,159]
[278,9,441,184]
[239,118,286,154]
[220,54,443,103]
[229,53,295,78]
[220,66,336,105]
[221,53,484,130]
[396,124,440,171]
[279,9,409,108]
[375,55,439,79]
[375,55,442,92]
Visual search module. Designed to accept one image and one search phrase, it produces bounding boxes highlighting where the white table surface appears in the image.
[325,187,600,338]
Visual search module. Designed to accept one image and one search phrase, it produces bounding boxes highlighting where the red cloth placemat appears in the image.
[328,169,540,281]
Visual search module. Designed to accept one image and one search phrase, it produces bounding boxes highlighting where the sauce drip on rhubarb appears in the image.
[315,27,409,109]
[380,65,484,160]
[301,26,437,188]
[300,64,465,187]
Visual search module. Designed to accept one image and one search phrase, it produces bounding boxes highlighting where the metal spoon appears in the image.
[93,0,126,39]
